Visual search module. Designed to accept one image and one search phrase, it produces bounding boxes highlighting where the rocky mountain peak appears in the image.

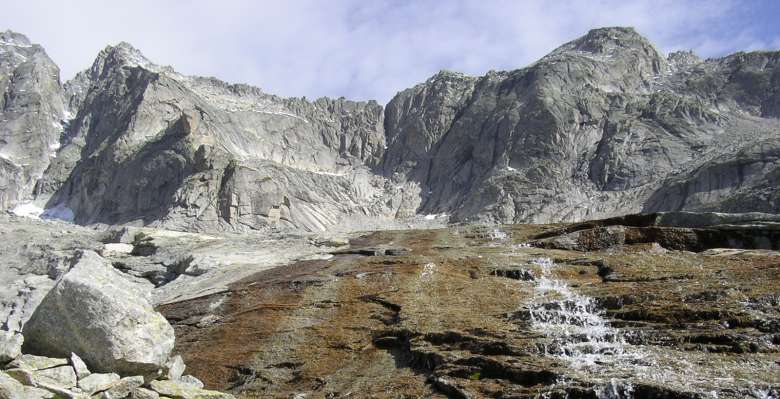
[65,41,173,111]
[427,69,469,82]
[667,50,703,72]
[93,41,155,71]
[0,30,33,47]
[575,27,650,51]
[546,26,666,66]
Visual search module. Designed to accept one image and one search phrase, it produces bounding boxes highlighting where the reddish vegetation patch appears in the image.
[158,225,780,398]
[159,259,332,388]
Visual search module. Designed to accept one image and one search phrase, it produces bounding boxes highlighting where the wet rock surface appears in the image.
[530,211,780,252]
[160,221,780,398]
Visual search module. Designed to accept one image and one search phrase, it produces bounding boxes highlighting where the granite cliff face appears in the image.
[1,27,779,230]
[0,31,68,210]
[37,42,403,232]
[382,27,780,224]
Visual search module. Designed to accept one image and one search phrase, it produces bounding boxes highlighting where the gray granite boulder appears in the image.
[22,251,175,375]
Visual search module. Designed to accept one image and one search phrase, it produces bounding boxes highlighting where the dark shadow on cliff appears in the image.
[46,112,198,226]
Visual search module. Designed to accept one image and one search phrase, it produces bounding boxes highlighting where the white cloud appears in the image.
[1,0,777,103]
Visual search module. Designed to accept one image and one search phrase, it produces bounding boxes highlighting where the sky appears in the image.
[3,0,780,103]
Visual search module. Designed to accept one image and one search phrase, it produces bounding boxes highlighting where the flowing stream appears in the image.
[522,256,777,399]
[528,257,627,366]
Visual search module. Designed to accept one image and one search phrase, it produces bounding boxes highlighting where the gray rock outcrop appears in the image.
[22,251,175,375]
[0,30,68,210]
[530,211,780,251]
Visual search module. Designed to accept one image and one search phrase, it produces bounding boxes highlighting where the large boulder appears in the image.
[22,251,175,375]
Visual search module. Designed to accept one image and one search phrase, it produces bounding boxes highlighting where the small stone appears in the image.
[130,387,160,399]
[23,385,57,399]
[5,368,36,385]
[150,380,235,399]
[100,243,135,257]
[8,354,68,370]
[70,353,91,379]
[0,331,23,364]
[5,365,78,390]
[313,237,349,247]
[106,227,143,245]
[34,365,77,388]
[195,315,220,328]
[166,355,185,381]
[36,382,88,399]
[77,372,119,394]
[0,370,27,398]
[178,375,203,389]
[95,376,144,399]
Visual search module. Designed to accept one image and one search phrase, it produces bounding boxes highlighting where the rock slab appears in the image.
[149,380,235,399]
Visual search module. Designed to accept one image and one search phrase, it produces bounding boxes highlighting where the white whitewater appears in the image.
[523,256,776,399]
[528,257,627,365]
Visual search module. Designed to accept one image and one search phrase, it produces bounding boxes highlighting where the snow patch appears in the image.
[0,40,32,48]
[10,202,44,219]
[309,170,348,177]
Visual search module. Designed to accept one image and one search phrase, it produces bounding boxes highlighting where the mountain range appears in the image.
[1,26,778,232]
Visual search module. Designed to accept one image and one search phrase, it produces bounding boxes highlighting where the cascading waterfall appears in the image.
[528,257,627,364]
[468,221,780,399]
[526,257,642,398]
[522,256,777,399]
